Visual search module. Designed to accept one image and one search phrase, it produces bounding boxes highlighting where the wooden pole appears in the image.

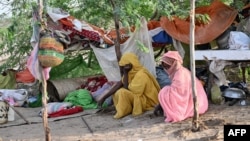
[110,0,122,76]
[190,0,200,132]
[42,72,51,141]
[37,0,51,140]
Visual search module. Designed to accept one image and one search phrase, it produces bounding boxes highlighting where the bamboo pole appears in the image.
[37,0,51,140]
[190,0,200,132]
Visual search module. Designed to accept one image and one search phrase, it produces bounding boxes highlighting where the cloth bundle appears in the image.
[48,106,83,118]
[64,89,98,109]
[79,76,107,93]
[0,89,28,106]
[39,102,83,118]
[92,82,114,106]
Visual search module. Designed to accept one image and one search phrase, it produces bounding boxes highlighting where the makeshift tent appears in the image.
[42,1,238,83]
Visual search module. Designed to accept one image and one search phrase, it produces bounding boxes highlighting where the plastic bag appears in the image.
[228,31,250,50]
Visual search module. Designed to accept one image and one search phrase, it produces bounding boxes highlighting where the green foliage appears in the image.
[195,14,211,24]
[0,0,33,72]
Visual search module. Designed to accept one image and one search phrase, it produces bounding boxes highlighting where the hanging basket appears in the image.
[38,50,65,67]
[39,35,64,53]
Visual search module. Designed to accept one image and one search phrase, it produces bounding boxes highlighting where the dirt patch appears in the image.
[173,119,226,141]
[1,104,250,140]
[203,118,226,126]
[173,127,219,141]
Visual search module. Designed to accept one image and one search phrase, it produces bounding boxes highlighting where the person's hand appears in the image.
[95,95,105,108]
[154,104,163,116]
[123,63,132,73]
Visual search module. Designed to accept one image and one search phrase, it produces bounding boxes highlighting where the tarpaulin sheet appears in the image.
[160,0,238,45]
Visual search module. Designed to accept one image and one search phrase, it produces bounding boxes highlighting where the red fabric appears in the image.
[57,14,168,48]
[80,76,108,93]
[59,16,101,42]
[48,106,83,118]
[59,16,75,27]
[62,25,100,42]
[15,68,36,83]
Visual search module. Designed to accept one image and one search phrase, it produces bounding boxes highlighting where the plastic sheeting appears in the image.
[228,31,250,50]
[0,70,16,89]
[91,17,156,81]
[49,55,102,80]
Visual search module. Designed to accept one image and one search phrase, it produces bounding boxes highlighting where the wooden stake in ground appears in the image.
[37,0,51,140]
[189,0,200,132]
[41,73,51,141]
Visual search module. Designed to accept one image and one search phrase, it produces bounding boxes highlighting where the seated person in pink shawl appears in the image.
[154,51,208,122]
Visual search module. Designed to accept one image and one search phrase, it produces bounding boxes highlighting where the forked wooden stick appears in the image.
[4,100,31,124]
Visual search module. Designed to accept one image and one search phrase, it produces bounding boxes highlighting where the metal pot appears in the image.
[222,88,246,99]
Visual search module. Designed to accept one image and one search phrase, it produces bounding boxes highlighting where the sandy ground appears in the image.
[1,100,250,141]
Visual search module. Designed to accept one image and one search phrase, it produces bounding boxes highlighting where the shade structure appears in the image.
[160,0,238,45]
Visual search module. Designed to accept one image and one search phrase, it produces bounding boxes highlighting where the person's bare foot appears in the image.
[154,104,163,116]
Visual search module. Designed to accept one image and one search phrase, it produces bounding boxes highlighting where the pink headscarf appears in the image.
[158,51,208,122]
[161,51,183,79]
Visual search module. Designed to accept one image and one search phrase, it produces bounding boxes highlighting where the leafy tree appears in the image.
[0,0,34,72]
[0,0,248,72]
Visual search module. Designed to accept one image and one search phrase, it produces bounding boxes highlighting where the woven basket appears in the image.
[39,36,64,53]
[38,50,65,67]
[0,101,9,124]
